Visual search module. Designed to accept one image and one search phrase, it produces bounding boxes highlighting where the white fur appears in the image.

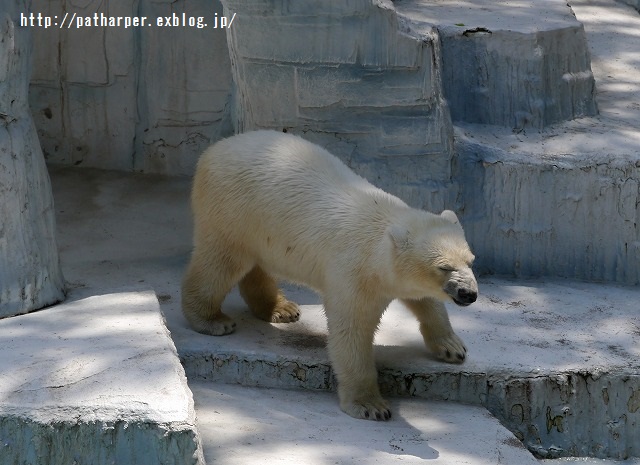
[182,130,478,420]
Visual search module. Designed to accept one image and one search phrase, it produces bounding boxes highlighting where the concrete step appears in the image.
[190,381,539,465]
[0,290,204,465]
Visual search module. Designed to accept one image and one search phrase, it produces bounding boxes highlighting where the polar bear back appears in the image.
[191,130,408,289]
[199,130,397,201]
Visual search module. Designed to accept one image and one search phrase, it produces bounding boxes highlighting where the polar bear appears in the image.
[182,130,478,421]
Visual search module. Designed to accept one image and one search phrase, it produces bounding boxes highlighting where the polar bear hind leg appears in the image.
[181,240,251,336]
[238,266,301,323]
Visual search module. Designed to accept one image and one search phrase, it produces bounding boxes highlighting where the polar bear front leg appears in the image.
[325,294,391,421]
[402,297,467,363]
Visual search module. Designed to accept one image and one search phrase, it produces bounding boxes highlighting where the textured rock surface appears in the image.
[395,0,598,130]
[27,0,601,174]
[29,0,233,174]
[0,0,65,317]
[455,131,640,284]
[0,290,204,465]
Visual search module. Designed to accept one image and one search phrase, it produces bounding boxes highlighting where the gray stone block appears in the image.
[0,291,204,464]
[454,127,640,284]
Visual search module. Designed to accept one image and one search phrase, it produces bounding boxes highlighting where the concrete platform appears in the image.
[177,280,640,459]
[0,290,204,465]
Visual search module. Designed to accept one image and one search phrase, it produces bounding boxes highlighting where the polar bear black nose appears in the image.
[457,288,477,304]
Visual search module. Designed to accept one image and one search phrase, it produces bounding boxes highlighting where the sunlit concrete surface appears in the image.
[191,382,539,465]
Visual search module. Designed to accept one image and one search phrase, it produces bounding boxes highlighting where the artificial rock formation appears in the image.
[0,1,65,317]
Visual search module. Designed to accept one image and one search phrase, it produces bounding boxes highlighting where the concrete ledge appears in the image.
[0,291,204,465]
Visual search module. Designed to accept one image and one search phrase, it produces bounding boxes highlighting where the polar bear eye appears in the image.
[439,266,455,273]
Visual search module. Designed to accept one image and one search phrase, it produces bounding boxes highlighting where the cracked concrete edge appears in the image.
[0,414,203,465]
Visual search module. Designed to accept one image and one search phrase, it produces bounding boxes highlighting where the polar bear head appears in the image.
[388,210,478,305]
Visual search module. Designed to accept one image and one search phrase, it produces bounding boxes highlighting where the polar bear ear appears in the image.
[440,210,460,225]
[388,224,410,250]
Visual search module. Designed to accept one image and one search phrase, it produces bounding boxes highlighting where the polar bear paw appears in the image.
[190,313,237,336]
[270,297,301,323]
[429,333,467,364]
[342,397,392,421]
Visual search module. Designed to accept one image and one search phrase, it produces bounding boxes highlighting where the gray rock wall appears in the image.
[29,0,233,175]
[24,0,637,285]
[619,0,640,11]
[27,0,600,172]
[0,0,65,317]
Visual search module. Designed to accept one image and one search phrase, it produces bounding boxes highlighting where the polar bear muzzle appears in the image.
[444,269,478,306]
[451,287,478,306]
